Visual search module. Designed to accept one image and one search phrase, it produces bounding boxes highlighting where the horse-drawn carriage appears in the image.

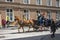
[8,16,51,33]
[1,15,53,33]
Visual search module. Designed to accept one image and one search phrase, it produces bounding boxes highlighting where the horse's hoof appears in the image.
[23,31,25,33]
[39,30,43,32]
[18,32,20,33]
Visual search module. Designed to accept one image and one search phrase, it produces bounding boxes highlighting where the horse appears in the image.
[14,16,35,32]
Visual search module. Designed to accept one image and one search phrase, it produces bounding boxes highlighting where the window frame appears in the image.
[6,8,14,22]
[56,0,60,7]
[23,0,30,4]
[47,11,52,19]
[24,10,30,20]
[36,0,42,5]
[47,0,52,6]
[5,0,14,2]
[56,11,60,20]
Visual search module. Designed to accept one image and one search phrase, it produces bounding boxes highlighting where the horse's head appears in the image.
[15,16,21,21]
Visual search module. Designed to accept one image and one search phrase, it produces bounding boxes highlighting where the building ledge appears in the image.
[0,1,60,10]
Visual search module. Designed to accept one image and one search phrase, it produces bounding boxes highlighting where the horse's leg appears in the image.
[28,25,33,32]
[44,27,45,30]
[47,26,49,30]
[39,26,42,30]
[32,26,35,31]
[42,25,45,30]
[39,26,43,31]
[21,26,24,32]
[41,24,44,30]
[18,25,21,33]
[41,26,42,30]
[28,25,31,32]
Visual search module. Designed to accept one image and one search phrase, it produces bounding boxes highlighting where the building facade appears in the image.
[0,0,60,22]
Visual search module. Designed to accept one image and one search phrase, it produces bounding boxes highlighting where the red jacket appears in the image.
[2,19,6,25]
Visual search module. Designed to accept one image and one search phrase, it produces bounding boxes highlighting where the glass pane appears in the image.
[10,16,12,21]
[24,0,29,4]
[7,9,9,12]
[7,0,12,2]
[10,13,12,16]
[24,0,27,3]
[7,0,9,1]
[10,0,12,2]
[10,13,13,21]
[24,10,26,13]
[24,10,29,20]
[7,12,9,16]
[27,0,29,3]
[56,0,59,7]
[39,0,40,4]
[47,11,51,19]
[10,9,12,12]
[47,0,51,6]
[27,13,29,20]
[56,11,60,20]
[37,0,40,4]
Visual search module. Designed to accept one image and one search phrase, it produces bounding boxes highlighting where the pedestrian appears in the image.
[2,19,6,28]
[50,19,57,38]
[6,16,10,28]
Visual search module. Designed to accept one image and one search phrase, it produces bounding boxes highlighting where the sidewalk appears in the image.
[0,27,60,40]
[0,31,50,40]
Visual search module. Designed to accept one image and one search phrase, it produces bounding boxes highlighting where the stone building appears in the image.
[0,0,60,22]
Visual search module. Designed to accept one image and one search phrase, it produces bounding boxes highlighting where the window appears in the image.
[24,10,30,20]
[56,11,60,20]
[47,11,52,19]
[56,0,60,7]
[23,0,30,4]
[6,9,14,22]
[47,0,52,6]
[36,0,42,5]
[6,0,14,2]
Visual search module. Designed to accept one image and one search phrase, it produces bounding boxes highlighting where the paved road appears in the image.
[0,27,60,40]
